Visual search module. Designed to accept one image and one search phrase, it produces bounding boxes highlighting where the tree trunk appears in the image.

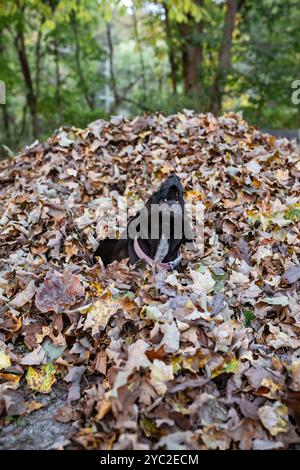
[54,33,62,122]
[106,22,153,113]
[163,2,178,96]
[14,28,39,139]
[106,22,119,108]
[2,104,11,142]
[181,25,203,95]
[20,104,27,138]
[70,10,94,110]
[210,0,242,115]
[180,0,204,97]
[35,16,44,100]
[132,2,147,100]
[0,38,10,141]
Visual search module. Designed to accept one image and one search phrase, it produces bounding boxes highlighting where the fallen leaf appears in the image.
[94,350,107,375]
[291,359,300,391]
[0,351,11,370]
[258,401,288,436]
[109,340,151,398]
[20,345,47,365]
[83,297,119,335]
[159,321,180,353]
[26,363,56,393]
[190,268,215,294]
[3,390,26,416]
[264,296,289,307]
[95,396,112,421]
[150,359,174,395]
[64,365,85,402]
[54,405,74,423]
[35,270,85,313]
[282,265,300,284]
[10,280,36,308]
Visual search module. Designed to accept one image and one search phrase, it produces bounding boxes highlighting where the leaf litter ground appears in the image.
[0,111,300,450]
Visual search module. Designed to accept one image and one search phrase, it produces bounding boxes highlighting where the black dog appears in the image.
[94,175,192,271]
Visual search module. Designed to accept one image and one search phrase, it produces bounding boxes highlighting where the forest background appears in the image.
[0,0,299,156]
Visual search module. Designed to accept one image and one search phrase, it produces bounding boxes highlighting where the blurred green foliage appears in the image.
[0,0,299,156]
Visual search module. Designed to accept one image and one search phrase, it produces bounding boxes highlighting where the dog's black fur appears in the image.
[94,175,192,271]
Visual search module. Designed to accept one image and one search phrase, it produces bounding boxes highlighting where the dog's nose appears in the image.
[165,175,182,193]
[159,174,183,199]
[167,174,180,182]
[165,175,181,189]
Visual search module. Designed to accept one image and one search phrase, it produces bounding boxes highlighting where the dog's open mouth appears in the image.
[167,185,179,202]
[160,185,179,204]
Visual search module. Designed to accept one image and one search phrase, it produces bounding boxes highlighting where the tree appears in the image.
[1,0,299,155]
[210,0,243,115]
[13,2,40,138]
[179,0,204,96]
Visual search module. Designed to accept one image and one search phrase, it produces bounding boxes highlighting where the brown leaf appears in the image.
[94,350,107,375]
[64,365,85,402]
[146,345,166,361]
[35,270,85,313]
[3,390,26,416]
[10,280,36,308]
[54,405,74,423]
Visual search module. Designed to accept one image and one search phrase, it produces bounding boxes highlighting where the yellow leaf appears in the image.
[258,402,288,436]
[95,396,112,421]
[260,378,282,398]
[25,400,44,414]
[43,19,55,31]
[185,299,196,309]
[90,282,104,296]
[185,190,203,202]
[0,371,21,386]
[35,326,51,344]
[160,165,170,174]
[0,351,11,370]
[139,130,151,139]
[83,297,119,336]
[211,356,240,378]
[26,363,56,393]
[172,357,182,374]
[181,351,209,373]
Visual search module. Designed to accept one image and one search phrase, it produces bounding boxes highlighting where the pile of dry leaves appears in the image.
[1,111,300,450]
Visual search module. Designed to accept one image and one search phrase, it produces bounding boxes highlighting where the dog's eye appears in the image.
[164,198,168,202]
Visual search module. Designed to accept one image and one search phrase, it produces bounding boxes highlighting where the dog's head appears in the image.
[146,175,184,238]
[128,175,190,242]
[148,175,184,207]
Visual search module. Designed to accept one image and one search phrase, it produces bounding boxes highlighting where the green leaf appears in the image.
[243,308,255,326]
[140,415,158,438]
[285,204,300,222]
[225,357,240,374]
